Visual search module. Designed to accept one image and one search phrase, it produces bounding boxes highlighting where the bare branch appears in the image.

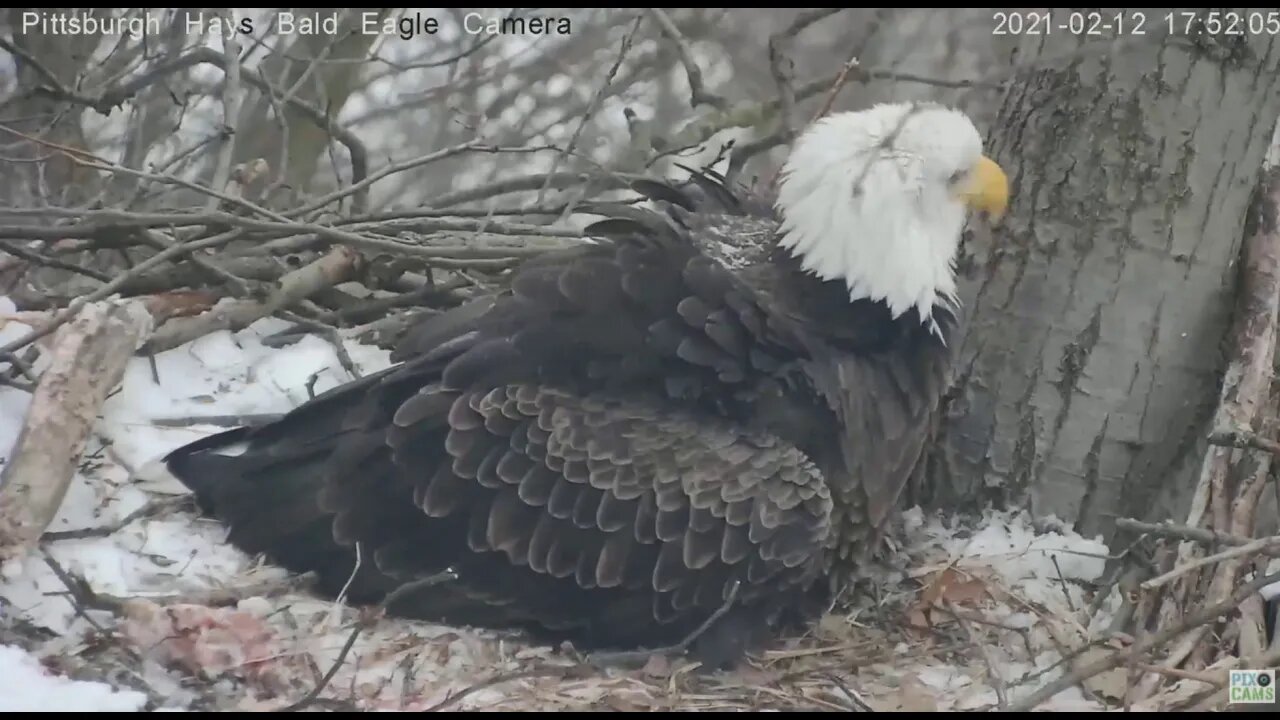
[0,299,154,568]
[205,11,243,213]
[8,44,372,210]
[140,246,362,354]
[1140,536,1280,591]
[646,10,727,110]
[537,15,643,207]
[0,227,247,356]
[1115,517,1280,557]
[1009,569,1280,711]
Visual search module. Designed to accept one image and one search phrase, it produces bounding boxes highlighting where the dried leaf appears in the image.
[909,567,994,627]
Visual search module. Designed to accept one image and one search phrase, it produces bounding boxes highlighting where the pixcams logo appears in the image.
[1229,669,1275,705]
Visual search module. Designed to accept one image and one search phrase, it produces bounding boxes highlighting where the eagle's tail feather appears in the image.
[162,399,401,603]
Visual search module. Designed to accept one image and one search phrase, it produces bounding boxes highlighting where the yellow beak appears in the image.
[959,155,1009,223]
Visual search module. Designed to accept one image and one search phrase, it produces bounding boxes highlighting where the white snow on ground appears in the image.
[0,643,148,712]
[0,293,1228,711]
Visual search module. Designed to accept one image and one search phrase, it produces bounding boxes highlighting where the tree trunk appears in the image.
[918,19,1280,542]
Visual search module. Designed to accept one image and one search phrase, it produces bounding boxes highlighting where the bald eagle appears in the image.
[163,102,1009,668]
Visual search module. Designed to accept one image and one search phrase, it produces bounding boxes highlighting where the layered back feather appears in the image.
[163,164,955,668]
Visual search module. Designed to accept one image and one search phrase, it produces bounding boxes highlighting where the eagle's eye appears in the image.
[948,168,968,186]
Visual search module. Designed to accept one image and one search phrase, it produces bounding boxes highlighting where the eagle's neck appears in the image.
[767,244,956,352]
[772,140,965,332]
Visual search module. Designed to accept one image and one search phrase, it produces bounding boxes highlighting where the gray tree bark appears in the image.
[916,19,1280,542]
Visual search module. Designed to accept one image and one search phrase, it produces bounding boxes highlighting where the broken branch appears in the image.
[0,299,155,570]
[139,246,363,354]
[1009,569,1280,711]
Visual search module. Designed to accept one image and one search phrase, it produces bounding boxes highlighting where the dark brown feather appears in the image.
[162,164,957,669]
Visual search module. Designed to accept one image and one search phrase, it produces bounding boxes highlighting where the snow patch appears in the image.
[0,644,148,712]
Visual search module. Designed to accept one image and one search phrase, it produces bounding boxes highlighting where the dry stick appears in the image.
[205,12,242,213]
[0,209,580,242]
[69,156,292,225]
[945,598,1008,710]
[766,9,829,130]
[288,141,510,219]
[1114,517,1280,553]
[1186,170,1280,535]
[1207,430,1280,457]
[1220,453,1274,667]
[1140,536,1280,591]
[7,43,371,211]
[0,300,154,568]
[1236,594,1269,661]
[275,569,457,712]
[807,54,863,129]
[238,225,578,262]
[0,226,245,356]
[0,241,112,282]
[0,123,289,227]
[140,245,362,354]
[819,672,876,712]
[1133,662,1223,687]
[723,22,802,185]
[1138,170,1280,696]
[645,9,726,110]
[274,311,361,380]
[1184,644,1280,711]
[92,573,317,614]
[38,548,129,644]
[115,249,288,294]
[537,15,641,209]
[148,413,285,429]
[133,228,252,297]
[1007,570,1280,712]
[42,496,191,541]
[425,170,650,210]
[419,667,588,713]
[586,580,742,668]
[0,36,76,102]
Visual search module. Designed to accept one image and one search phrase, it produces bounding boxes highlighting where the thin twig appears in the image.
[1114,517,1277,552]
[0,241,112,282]
[536,15,642,208]
[275,570,457,712]
[6,43,372,207]
[0,226,245,355]
[1051,555,1078,613]
[419,667,587,712]
[819,672,875,712]
[91,573,318,613]
[42,496,191,541]
[1007,569,1280,712]
[1140,536,1280,591]
[205,11,242,213]
[807,52,862,127]
[38,548,118,639]
[587,580,742,667]
[1208,430,1280,458]
[149,413,286,429]
[945,599,1008,709]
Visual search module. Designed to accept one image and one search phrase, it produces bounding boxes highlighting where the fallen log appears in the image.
[0,298,153,573]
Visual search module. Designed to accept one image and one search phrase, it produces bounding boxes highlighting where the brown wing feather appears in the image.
[162,168,945,667]
[356,383,831,647]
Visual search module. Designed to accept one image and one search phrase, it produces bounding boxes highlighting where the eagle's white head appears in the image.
[775,102,1008,326]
